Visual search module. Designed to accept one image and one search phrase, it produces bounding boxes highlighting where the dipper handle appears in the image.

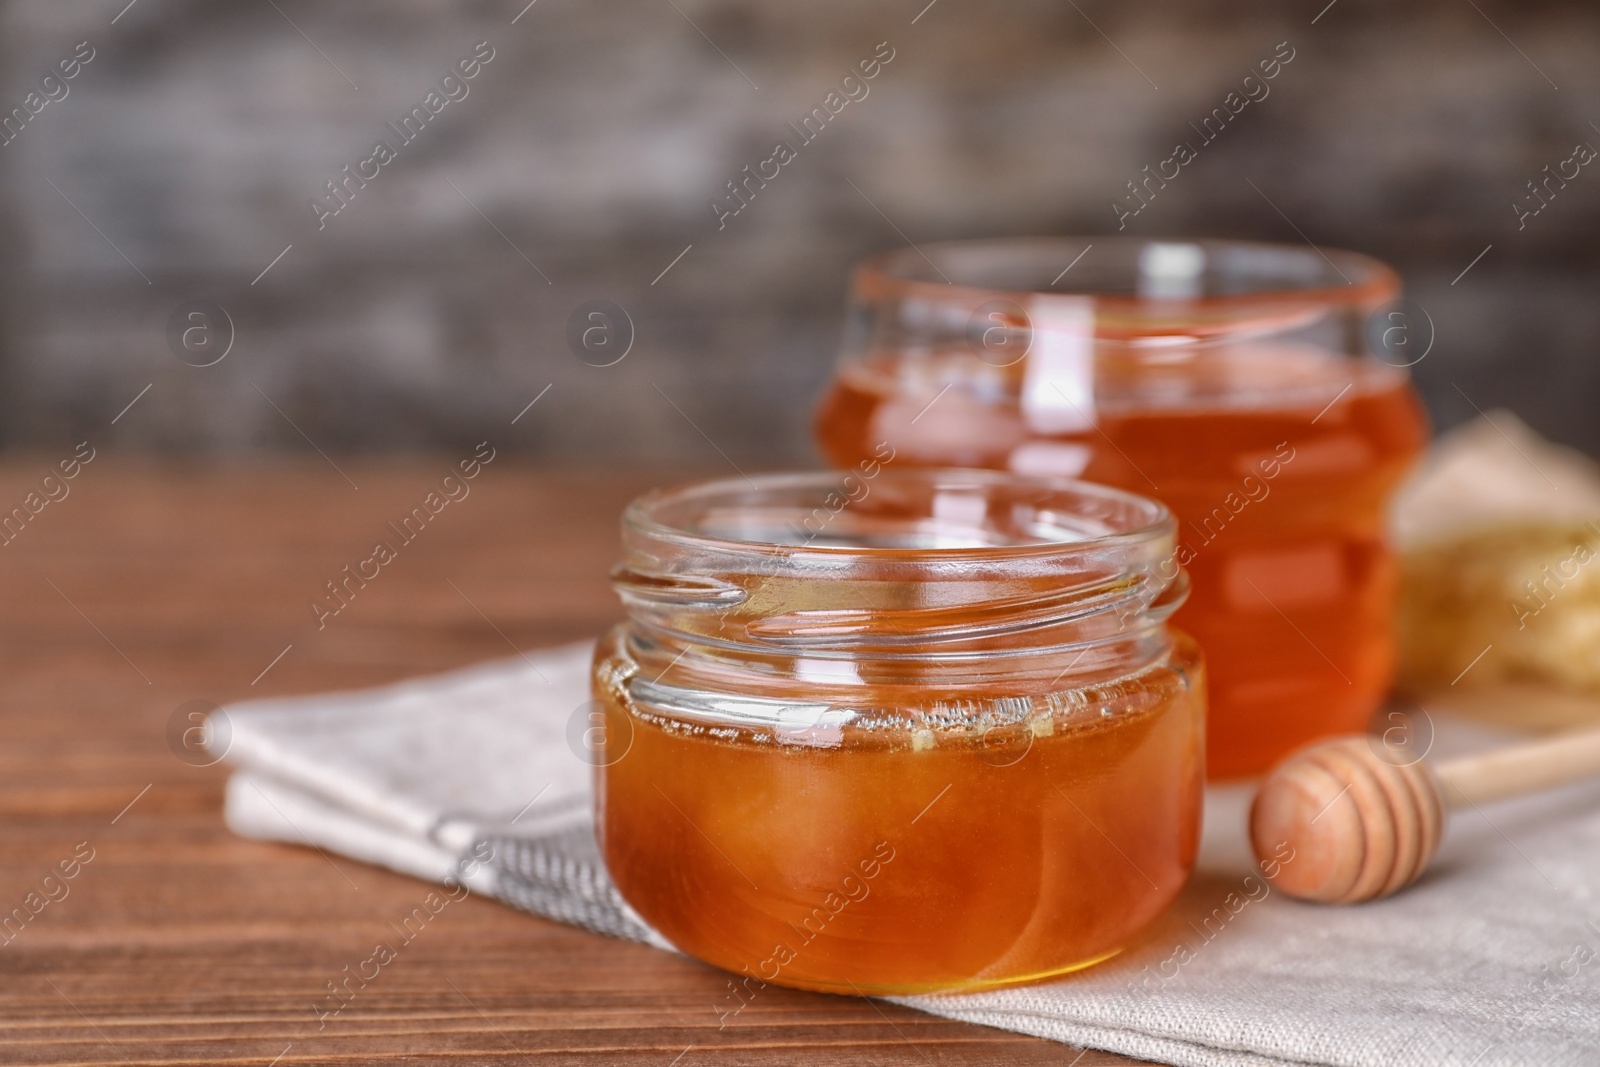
[1249,722,1600,904]
[1436,723,1600,806]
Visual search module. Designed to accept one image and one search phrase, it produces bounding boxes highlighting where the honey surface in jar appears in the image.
[594,629,1204,995]
[815,347,1426,777]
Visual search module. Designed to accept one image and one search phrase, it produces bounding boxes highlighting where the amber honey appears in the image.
[595,469,1204,993]
[817,352,1424,777]
[595,629,1202,995]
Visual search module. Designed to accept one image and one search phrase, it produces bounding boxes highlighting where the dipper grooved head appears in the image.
[1249,737,1444,904]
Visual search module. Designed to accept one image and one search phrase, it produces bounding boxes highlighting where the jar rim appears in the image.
[611,469,1186,701]
[853,236,1398,332]
[621,468,1174,563]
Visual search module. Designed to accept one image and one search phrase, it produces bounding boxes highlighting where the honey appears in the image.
[594,470,1204,993]
[813,239,1429,777]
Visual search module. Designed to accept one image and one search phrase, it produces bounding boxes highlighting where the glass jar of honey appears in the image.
[594,469,1203,995]
[814,239,1428,778]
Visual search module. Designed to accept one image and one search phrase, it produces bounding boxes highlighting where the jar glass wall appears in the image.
[814,239,1429,777]
[594,469,1204,995]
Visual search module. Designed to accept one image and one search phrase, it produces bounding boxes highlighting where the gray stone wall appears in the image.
[0,0,1596,461]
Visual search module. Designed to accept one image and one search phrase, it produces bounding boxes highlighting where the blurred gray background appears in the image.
[0,0,1595,462]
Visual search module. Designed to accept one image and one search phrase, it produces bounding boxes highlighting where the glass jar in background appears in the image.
[814,238,1428,778]
[595,469,1203,994]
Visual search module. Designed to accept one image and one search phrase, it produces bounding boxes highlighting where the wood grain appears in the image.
[0,458,1147,1066]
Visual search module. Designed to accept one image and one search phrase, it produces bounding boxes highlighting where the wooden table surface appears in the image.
[0,458,1147,1066]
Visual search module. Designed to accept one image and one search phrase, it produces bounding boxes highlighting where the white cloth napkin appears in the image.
[215,643,1600,1067]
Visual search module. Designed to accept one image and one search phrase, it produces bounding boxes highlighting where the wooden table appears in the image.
[0,459,1145,1066]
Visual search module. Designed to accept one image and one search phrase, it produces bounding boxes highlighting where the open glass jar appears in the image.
[593,468,1203,995]
[815,238,1429,777]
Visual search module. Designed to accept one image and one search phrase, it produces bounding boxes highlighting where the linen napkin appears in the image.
[215,641,1600,1067]
[216,642,669,949]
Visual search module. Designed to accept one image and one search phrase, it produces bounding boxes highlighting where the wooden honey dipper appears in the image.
[1249,723,1600,904]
